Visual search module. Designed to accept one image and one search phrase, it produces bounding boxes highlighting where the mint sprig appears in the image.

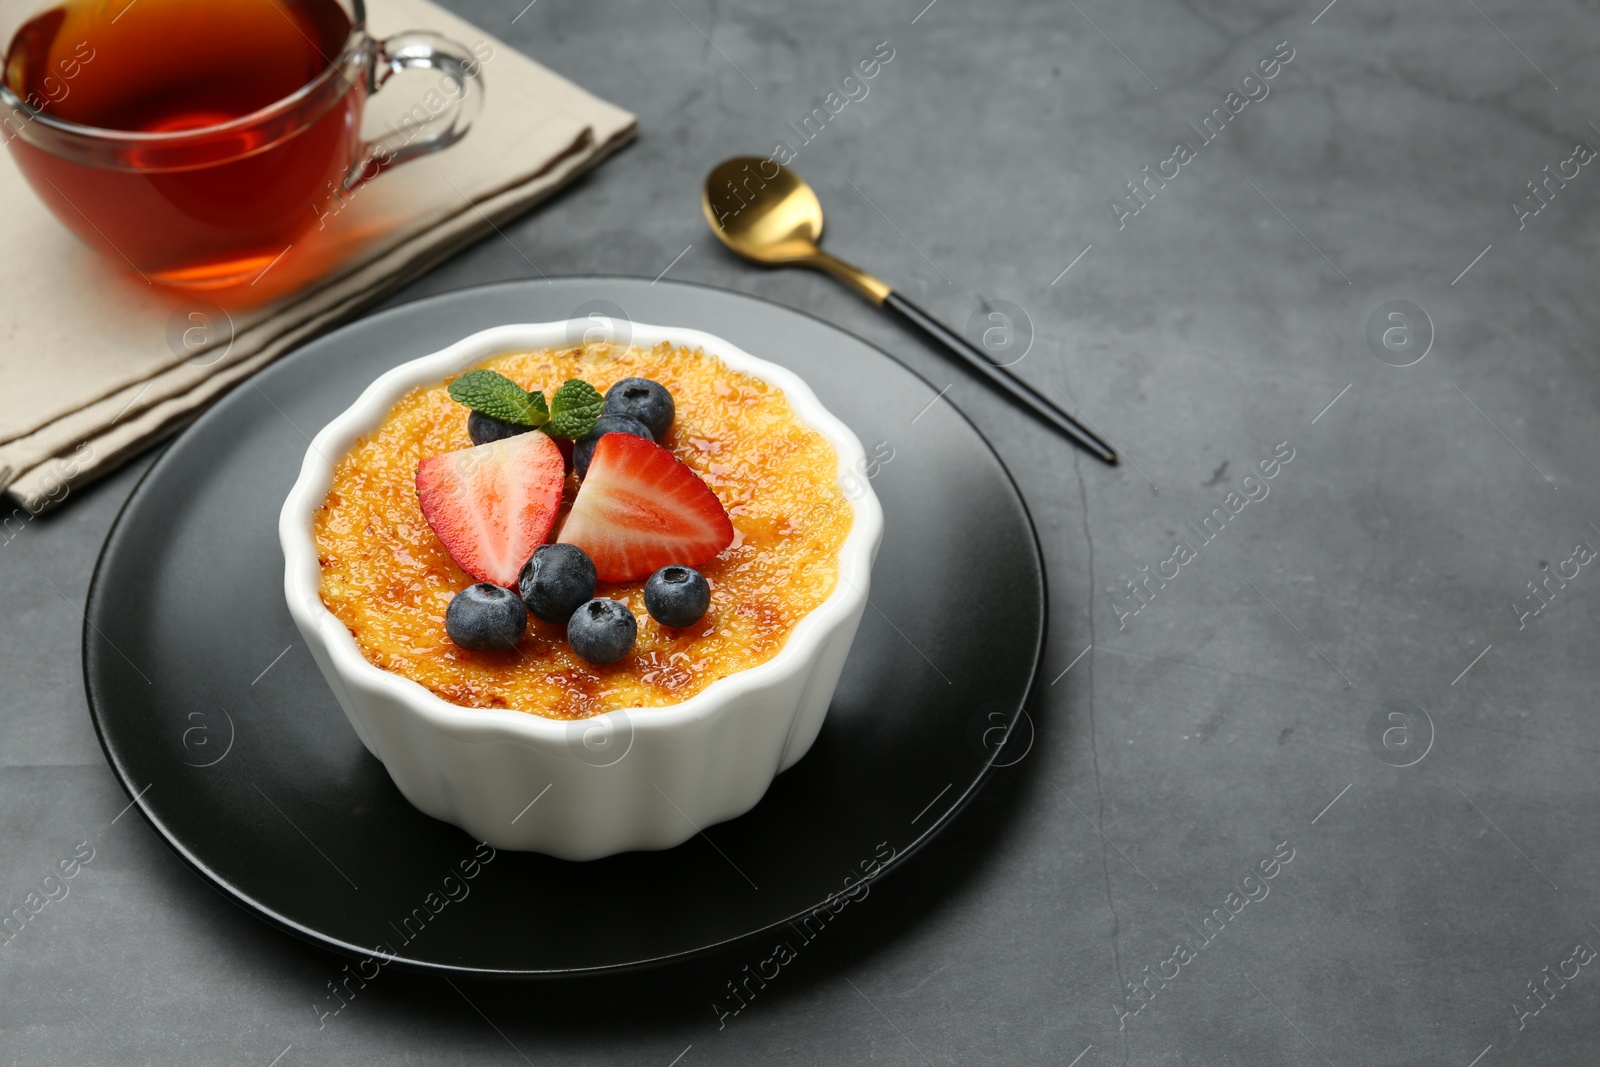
[545,379,605,439]
[448,369,548,427]
[447,371,604,440]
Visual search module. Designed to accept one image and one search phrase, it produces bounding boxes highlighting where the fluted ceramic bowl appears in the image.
[279,322,883,859]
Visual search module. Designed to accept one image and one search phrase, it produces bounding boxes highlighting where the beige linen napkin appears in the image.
[0,0,634,512]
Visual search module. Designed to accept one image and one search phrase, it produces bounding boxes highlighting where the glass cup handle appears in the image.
[344,31,484,191]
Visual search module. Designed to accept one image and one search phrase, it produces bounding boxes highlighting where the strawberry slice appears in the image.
[558,433,734,583]
[416,431,565,588]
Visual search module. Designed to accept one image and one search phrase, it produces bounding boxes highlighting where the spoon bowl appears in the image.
[701,157,887,301]
[702,156,825,264]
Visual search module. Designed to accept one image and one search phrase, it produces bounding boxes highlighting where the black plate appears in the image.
[84,277,1046,976]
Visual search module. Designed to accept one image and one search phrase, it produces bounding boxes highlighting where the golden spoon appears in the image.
[701,156,1116,464]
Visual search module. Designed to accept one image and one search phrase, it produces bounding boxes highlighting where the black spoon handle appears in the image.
[881,291,1118,464]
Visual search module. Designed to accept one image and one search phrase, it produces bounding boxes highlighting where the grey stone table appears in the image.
[5,1,1598,1064]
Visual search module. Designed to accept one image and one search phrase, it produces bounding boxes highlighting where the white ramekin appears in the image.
[279,322,884,859]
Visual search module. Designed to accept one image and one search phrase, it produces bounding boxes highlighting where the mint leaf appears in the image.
[545,378,605,439]
[447,369,548,427]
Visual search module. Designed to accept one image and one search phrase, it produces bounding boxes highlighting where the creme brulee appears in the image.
[313,342,852,719]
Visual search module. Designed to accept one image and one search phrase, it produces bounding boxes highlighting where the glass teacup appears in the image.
[1,0,482,287]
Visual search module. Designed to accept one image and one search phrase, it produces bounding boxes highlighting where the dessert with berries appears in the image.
[312,342,854,719]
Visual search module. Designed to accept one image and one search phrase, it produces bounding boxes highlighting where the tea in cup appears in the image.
[2,0,482,287]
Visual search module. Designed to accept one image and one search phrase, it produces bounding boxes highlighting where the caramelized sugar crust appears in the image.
[313,343,852,719]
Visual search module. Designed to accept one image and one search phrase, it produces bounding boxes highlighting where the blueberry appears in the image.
[567,598,637,664]
[445,583,527,651]
[573,414,653,477]
[468,410,534,446]
[519,543,597,623]
[603,378,675,438]
[644,566,711,628]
